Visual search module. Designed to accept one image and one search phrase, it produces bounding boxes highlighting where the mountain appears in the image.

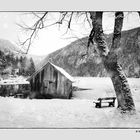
[0,39,45,67]
[27,54,46,67]
[0,39,23,55]
[37,27,140,78]
[0,39,37,77]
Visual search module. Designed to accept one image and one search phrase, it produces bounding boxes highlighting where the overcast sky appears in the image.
[0,12,140,56]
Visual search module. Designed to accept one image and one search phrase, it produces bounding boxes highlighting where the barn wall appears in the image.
[56,71,72,99]
[43,64,56,95]
[29,63,72,99]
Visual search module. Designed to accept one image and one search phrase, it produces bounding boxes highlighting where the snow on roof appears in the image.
[49,62,74,82]
[29,61,74,82]
[0,78,29,85]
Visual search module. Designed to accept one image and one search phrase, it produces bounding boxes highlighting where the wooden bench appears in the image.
[93,97,116,108]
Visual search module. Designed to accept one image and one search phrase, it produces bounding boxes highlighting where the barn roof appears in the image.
[28,61,74,82]
[50,62,74,82]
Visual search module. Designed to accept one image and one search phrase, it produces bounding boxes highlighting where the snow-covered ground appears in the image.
[0,77,140,128]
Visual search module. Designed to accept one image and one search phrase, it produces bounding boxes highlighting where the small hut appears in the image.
[0,78,30,97]
[28,62,74,99]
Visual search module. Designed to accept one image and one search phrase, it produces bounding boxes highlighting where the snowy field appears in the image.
[0,77,140,128]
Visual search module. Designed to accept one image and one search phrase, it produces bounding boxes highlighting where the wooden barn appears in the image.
[28,62,74,99]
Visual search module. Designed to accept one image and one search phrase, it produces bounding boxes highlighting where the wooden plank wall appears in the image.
[30,63,72,99]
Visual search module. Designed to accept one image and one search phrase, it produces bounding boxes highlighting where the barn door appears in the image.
[43,79,49,94]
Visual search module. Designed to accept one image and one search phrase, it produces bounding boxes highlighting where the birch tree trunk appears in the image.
[89,12,135,112]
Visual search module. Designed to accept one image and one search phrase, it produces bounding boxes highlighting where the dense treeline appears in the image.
[0,50,35,77]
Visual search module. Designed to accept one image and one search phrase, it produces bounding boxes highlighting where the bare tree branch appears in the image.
[17,12,73,53]
[85,12,96,56]
[85,12,91,27]
[68,12,73,29]
[17,12,48,53]
[18,12,91,54]
[58,12,68,24]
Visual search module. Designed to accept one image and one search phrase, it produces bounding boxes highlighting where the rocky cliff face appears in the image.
[37,27,140,78]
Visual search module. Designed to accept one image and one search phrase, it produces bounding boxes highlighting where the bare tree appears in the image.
[17,12,48,53]
[18,11,136,113]
[89,12,135,112]
[17,12,84,53]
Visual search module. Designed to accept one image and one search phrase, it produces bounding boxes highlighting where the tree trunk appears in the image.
[89,12,135,112]
[138,12,140,17]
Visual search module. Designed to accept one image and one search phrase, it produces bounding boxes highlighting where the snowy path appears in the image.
[0,77,140,128]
